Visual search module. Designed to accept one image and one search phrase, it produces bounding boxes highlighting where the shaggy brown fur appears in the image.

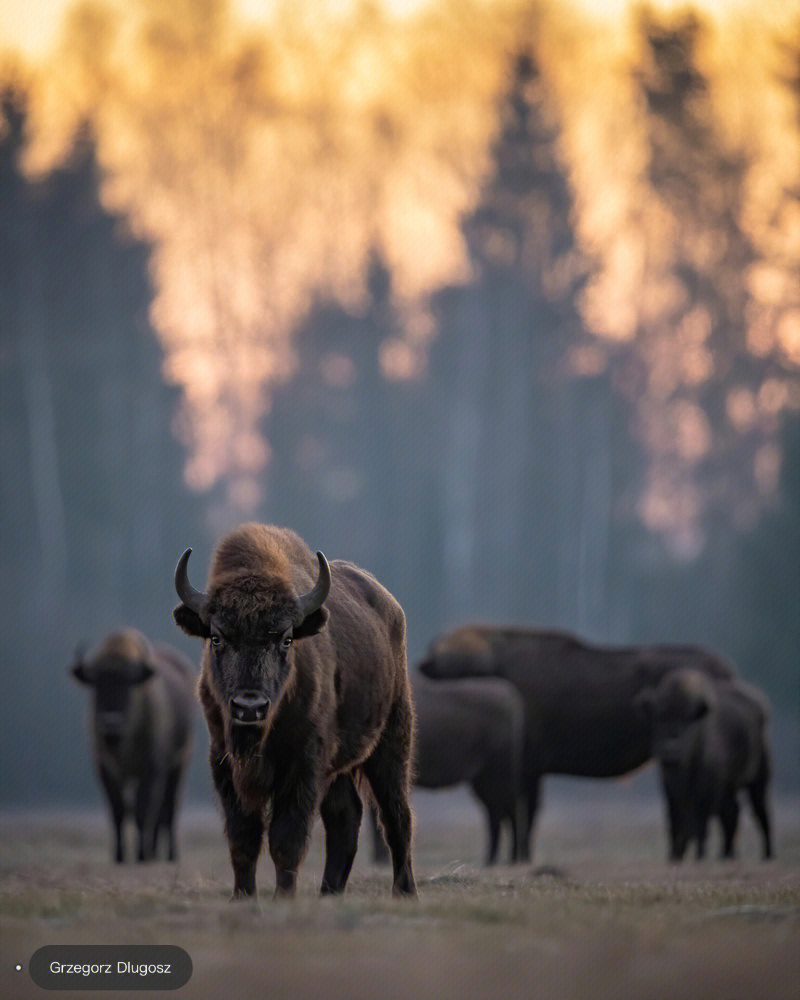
[71,627,195,862]
[639,670,773,861]
[174,523,416,900]
[419,626,737,862]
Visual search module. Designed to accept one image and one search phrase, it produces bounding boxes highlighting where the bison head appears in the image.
[70,632,155,747]
[173,546,330,738]
[635,668,713,765]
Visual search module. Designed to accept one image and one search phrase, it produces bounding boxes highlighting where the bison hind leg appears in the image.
[320,774,363,895]
[747,758,773,860]
[485,808,501,866]
[718,793,740,859]
[362,697,417,898]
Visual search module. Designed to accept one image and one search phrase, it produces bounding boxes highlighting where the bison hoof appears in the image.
[391,883,418,900]
[320,883,343,896]
[392,888,418,900]
[230,888,257,901]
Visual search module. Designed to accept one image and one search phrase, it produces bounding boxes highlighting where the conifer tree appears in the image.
[629,12,770,557]
[430,51,629,635]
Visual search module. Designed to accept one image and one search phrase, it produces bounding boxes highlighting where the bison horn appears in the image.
[175,548,208,616]
[297,551,331,619]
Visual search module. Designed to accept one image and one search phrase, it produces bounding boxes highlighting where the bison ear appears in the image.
[131,662,155,685]
[294,606,329,639]
[173,603,211,638]
[71,663,93,685]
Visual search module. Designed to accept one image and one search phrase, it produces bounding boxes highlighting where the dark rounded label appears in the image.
[28,945,192,990]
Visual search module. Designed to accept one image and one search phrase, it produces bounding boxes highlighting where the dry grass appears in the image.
[2,784,799,1000]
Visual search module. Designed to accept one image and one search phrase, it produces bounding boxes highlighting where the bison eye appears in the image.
[281,636,293,650]
[210,634,222,647]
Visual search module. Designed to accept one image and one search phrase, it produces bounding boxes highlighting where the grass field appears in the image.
[2,780,799,1000]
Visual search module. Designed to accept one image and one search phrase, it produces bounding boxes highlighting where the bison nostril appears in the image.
[230,691,270,724]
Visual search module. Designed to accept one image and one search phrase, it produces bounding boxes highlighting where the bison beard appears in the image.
[173,523,417,900]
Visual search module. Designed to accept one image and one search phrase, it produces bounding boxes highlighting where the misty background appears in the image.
[1,1,798,807]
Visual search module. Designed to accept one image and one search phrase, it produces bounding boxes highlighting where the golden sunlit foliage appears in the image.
[3,0,799,549]
[12,0,517,522]
[559,7,800,556]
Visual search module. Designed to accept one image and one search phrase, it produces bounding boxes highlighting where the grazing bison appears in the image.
[371,674,525,865]
[70,628,195,862]
[636,669,773,861]
[418,626,737,860]
[173,523,417,899]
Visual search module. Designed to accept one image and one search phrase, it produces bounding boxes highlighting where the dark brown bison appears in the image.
[636,669,773,861]
[70,628,195,862]
[418,626,737,860]
[371,674,525,865]
[173,523,417,899]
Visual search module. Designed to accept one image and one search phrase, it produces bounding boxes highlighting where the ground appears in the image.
[2,778,798,1000]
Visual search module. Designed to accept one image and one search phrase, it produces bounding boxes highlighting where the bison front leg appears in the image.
[210,750,264,899]
[98,766,126,863]
[472,771,516,865]
[660,765,690,861]
[134,769,165,862]
[519,777,542,863]
[156,765,183,861]
[268,790,316,899]
[718,793,740,860]
[692,783,717,860]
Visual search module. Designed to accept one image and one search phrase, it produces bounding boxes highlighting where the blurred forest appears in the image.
[1,4,798,803]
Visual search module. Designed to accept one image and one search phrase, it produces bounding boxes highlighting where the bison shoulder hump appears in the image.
[431,627,494,667]
[210,523,301,584]
[334,562,403,620]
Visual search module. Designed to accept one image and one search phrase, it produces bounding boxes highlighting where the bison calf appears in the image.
[173,523,417,900]
[71,628,195,862]
[371,675,525,864]
[638,669,773,861]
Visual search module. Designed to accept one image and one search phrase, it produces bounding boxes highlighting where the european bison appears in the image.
[70,628,195,862]
[636,669,773,861]
[418,626,737,860]
[173,523,417,899]
[371,674,525,865]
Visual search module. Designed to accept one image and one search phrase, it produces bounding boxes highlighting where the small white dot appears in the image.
[15,964,22,972]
